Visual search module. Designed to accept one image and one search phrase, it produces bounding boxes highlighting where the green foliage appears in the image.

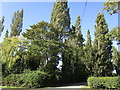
[22,21,61,83]
[103,1,120,15]
[110,27,120,40]
[1,36,22,77]
[1,0,119,87]
[50,0,70,40]
[93,13,113,76]
[84,30,94,76]
[0,16,4,37]
[87,76,120,89]
[10,9,23,37]
[5,29,9,38]
[50,0,71,83]
[3,70,48,88]
[62,16,87,82]
[112,46,120,75]
[1,36,20,69]
[22,21,51,70]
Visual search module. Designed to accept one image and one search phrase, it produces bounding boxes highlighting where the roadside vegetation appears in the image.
[0,0,120,89]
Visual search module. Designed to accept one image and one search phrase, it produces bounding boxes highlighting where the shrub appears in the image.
[87,76,120,89]
[3,70,49,88]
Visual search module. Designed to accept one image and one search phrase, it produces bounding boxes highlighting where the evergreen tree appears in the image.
[50,0,70,41]
[22,21,61,84]
[103,1,120,76]
[110,27,120,41]
[22,21,51,70]
[62,32,74,82]
[93,13,113,76]
[86,30,92,48]
[5,29,9,38]
[10,9,23,37]
[74,16,84,47]
[0,16,4,37]
[84,30,94,76]
[73,16,85,82]
[112,46,120,75]
[63,16,86,82]
[50,0,71,82]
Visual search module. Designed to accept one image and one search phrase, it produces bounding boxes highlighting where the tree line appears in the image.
[0,0,120,86]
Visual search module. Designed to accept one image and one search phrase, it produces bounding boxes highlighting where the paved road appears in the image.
[55,85,85,88]
[1,83,87,90]
[55,83,86,88]
[41,83,87,90]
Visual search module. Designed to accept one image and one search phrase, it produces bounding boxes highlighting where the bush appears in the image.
[3,70,49,88]
[87,76,120,89]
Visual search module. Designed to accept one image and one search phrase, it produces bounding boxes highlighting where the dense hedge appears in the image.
[3,70,49,88]
[87,76,120,89]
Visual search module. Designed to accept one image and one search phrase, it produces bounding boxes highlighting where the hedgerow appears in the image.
[3,70,49,88]
[87,76,120,89]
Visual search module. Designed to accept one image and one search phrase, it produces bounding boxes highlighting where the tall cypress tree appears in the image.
[63,16,85,82]
[84,30,94,76]
[73,16,85,82]
[50,0,71,82]
[112,46,120,75]
[93,13,113,76]
[0,16,4,37]
[5,29,9,38]
[50,0,70,41]
[10,9,23,37]
[85,30,92,49]
[74,16,84,47]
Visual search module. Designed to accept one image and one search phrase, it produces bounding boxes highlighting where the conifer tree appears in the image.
[103,1,120,54]
[22,21,51,70]
[5,29,9,38]
[10,9,23,37]
[93,13,113,76]
[50,0,70,41]
[86,30,92,48]
[112,46,120,75]
[64,16,86,82]
[22,21,61,84]
[73,16,86,82]
[84,30,94,76]
[0,16,4,37]
[50,0,71,82]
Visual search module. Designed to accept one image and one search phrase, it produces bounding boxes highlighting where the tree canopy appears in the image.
[1,0,119,88]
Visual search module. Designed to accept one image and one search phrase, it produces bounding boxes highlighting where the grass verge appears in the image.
[82,86,90,88]
[0,86,23,88]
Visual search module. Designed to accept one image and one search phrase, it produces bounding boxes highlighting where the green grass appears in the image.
[82,86,90,88]
[0,86,23,88]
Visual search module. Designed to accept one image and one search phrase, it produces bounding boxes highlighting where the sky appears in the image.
[0,0,108,2]
[0,1,118,47]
